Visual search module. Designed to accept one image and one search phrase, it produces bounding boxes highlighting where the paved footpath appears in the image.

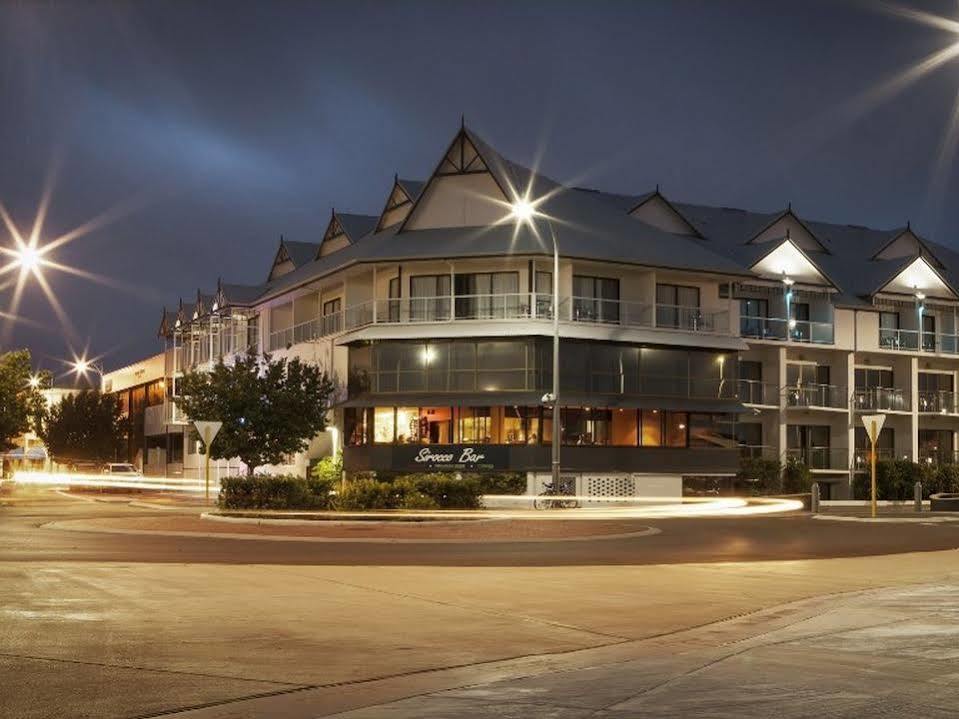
[4,492,959,718]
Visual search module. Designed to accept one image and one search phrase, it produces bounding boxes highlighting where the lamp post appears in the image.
[548,222,561,491]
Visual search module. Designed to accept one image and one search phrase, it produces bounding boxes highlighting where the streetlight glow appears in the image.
[28,374,41,388]
[510,198,537,223]
[14,245,41,273]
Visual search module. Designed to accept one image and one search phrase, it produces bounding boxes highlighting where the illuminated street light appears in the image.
[28,374,41,389]
[510,198,536,222]
[13,245,41,274]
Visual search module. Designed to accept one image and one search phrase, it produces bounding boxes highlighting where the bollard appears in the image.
[915,481,923,513]
[811,482,820,514]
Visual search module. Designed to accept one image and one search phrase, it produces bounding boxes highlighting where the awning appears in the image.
[339,393,745,413]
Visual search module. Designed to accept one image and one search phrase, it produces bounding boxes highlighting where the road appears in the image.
[3,490,959,718]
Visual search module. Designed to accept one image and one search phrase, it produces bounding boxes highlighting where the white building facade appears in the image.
[117,125,959,498]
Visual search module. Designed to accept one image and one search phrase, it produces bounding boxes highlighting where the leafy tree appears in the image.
[736,457,783,495]
[40,390,126,463]
[178,350,336,476]
[781,455,812,494]
[0,349,46,452]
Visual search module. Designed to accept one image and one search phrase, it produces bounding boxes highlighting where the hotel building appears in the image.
[106,124,959,498]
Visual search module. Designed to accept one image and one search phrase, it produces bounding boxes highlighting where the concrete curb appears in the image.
[42,519,663,544]
[813,513,959,524]
[201,511,507,527]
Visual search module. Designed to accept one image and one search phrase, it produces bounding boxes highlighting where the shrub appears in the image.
[781,456,812,494]
[735,457,782,495]
[311,453,342,484]
[927,464,959,497]
[469,472,526,495]
[219,474,332,510]
[336,478,394,511]
[409,473,482,509]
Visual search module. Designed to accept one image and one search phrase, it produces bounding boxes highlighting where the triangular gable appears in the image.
[628,190,702,238]
[872,227,944,267]
[400,126,512,232]
[749,209,828,253]
[749,238,836,288]
[376,177,418,231]
[157,307,173,338]
[319,214,349,254]
[267,239,295,281]
[876,255,957,300]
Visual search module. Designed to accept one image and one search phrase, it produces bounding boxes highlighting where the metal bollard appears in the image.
[811,482,820,514]
[915,481,923,513]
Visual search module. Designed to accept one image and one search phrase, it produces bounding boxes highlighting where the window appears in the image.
[458,407,491,442]
[656,284,700,329]
[922,313,937,351]
[572,275,619,323]
[664,412,688,447]
[409,275,450,321]
[688,413,734,448]
[388,277,400,322]
[641,410,662,446]
[321,298,342,335]
[919,429,953,462]
[419,407,453,444]
[345,407,371,446]
[740,298,770,338]
[373,407,395,443]
[879,311,899,349]
[611,409,638,446]
[167,433,184,463]
[561,408,611,446]
[737,423,762,448]
[500,406,529,444]
[790,302,810,341]
[395,407,419,443]
[534,271,553,317]
[454,272,520,319]
[855,368,893,389]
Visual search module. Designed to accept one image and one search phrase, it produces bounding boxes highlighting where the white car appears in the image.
[103,463,142,477]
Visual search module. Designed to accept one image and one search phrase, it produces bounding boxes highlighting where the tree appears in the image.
[177,350,336,476]
[0,349,46,452]
[40,390,126,463]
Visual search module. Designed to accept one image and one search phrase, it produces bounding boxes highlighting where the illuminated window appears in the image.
[665,412,688,447]
[373,407,395,444]
[458,407,491,443]
[641,410,662,446]
[501,406,527,444]
[395,406,419,443]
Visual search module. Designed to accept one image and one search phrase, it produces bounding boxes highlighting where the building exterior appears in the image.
[110,124,959,498]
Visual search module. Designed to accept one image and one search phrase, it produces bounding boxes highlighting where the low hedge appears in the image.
[220,471,485,510]
[852,460,959,500]
[219,474,335,510]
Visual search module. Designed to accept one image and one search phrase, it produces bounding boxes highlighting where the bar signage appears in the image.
[394,445,507,471]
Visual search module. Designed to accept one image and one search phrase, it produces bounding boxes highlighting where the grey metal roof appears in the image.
[221,282,266,307]
[336,213,378,242]
[166,125,959,315]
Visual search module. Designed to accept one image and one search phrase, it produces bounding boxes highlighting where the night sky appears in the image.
[2,0,959,374]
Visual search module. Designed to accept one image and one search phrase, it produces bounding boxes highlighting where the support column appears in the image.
[777,346,788,462]
[846,351,856,496]
[910,356,919,462]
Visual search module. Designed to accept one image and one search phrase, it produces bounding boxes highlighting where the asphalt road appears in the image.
[3,491,959,565]
[5,490,959,719]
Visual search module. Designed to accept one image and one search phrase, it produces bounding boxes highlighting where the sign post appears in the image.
[193,421,223,504]
[861,414,886,519]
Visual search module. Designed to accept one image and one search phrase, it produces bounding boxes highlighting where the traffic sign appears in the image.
[861,414,886,443]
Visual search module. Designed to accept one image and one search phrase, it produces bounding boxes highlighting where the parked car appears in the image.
[103,463,142,477]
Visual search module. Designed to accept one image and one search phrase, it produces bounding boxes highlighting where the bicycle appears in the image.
[533,480,580,510]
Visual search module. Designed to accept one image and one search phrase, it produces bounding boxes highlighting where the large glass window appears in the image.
[345,407,371,446]
[454,272,520,319]
[476,340,527,391]
[500,406,529,444]
[534,271,553,317]
[373,407,395,444]
[409,275,451,321]
[321,298,342,335]
[458,407,491,442]
[656,284,700,329]
[740,298,770,338]
[572,275,619,323]
[562,408,611,446]
[664,412,688,447]
[641,410,662,446]
[388,277,401,323]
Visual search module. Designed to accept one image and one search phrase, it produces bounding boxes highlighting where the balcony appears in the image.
[784,383,848,410]
[918,390,958,414]
[852,387,909,412]
[786,446,850,471]
[653,304,729,334]
[918,448,959,465]
[739,444,777,461]
[737,379,779,406]
[740,317,834,344]
[879,328,959,354]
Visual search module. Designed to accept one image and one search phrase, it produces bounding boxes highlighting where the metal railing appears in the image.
[740,316,834,344]
[739,444,777,460]
[918,390,958,414]
[879,328,959,354]
[852,387,909,412]
[784,383,848,409]
[737,379,780,406]
[918,449,959,465]
[785,447,850,471]
[852,447,902,470]
[654,304,729,333]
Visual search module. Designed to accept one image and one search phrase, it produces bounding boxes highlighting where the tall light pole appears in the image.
[548,221,561,490]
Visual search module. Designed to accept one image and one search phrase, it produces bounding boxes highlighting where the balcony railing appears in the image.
[918,449,959,465]
[918,390,958,414]
[879,328,959,354]
[852,447,903,471]
[737,379,779,406]
[852,387,909,412]
[784,383,848,409]
[740,316,834,344]
[739,444,777,461]
[786,447,850,471]
[654,304,729,333]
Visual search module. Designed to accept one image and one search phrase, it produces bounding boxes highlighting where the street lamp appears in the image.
[70,357,105,386]
[510,198,562,493]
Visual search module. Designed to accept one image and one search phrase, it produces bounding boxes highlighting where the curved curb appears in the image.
[41,519,663,544]
[813,513,959,524]
[201,511,507,527]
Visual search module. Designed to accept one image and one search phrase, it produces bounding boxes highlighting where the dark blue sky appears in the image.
[2,0,959,372]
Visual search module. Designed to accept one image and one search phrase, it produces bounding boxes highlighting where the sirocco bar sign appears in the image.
[395,445,506,471]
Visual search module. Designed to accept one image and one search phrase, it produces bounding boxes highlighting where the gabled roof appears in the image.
[375,176,426,231]
[318,211,378,258]
[267,236,320,281]
[871,254,959,300]
[157,307,177,338]
[870,225,945,267]
[215,278,264,308]
[627,188,704,238]
[747,235,840,289]
[746,206,829,252]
